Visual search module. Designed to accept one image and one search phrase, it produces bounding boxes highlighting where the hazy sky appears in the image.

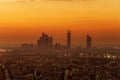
[0,0,120,47]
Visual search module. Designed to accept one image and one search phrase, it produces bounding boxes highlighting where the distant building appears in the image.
[55,43,61,48]
[37,32,53,48]
[49,36,53,47]
[86,34,92,48]
[21,43,34,48]
[67,30,71,48]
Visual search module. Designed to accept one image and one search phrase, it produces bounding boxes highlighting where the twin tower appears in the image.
[37,30,92,48]
[66,30,92,48]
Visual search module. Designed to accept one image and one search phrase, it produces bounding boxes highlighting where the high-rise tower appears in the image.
[87,34,92,48]
[67,30,71,48]
[37,32,53,48]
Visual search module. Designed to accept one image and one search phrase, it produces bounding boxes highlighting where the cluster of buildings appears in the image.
[37,32,53,48]
[22,30,92,49]
[36,30,72,49]
[1,50,120,80]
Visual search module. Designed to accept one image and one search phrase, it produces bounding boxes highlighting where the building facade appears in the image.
[87,34,92,48]
[37,32,53,48]
[67,30,71,48]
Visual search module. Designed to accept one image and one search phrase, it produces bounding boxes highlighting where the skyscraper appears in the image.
[37,32,53,48]
[49,36,53,47]
[87,34,92,48]
[67,30,71,48]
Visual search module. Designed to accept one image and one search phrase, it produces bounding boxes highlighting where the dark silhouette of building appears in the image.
[49,36,53,47]
[37,32,53,48]
[87,34,92,48]
[55,43,61,48]
[67,30,71,48]
[21,43,34,48]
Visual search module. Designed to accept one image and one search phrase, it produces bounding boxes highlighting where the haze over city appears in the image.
[0,0,120,48]
[0,0,120,80]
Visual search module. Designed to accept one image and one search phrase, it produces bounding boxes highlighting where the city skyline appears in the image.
[35,30,92,48]
[0,0,120,48]
[0,28,119,48]
[0,1,120,80]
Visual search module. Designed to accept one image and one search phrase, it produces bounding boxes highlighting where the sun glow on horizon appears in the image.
[0,0,120,47]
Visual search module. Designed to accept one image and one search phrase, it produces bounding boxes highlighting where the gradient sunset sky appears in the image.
[0,0,120,48]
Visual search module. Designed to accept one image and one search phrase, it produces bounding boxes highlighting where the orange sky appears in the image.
[0,0,120,48]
